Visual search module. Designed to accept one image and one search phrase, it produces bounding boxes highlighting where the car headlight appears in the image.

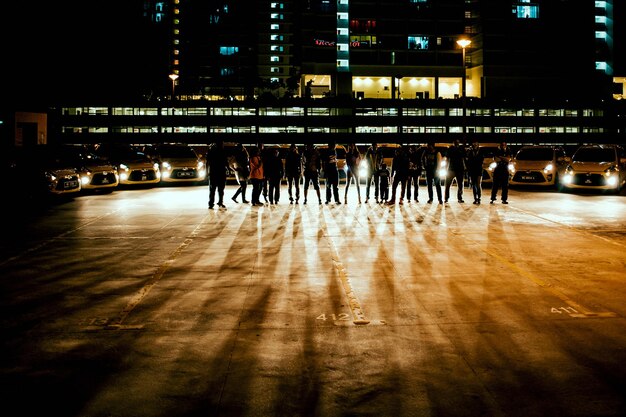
[197,161,205,170]
[489,161,497,171]
[438,168,447,178]
[162,162,171,170]
[119,163,129,171]
[359,160,369,176]
[544,163,553,173]
[153,163,160,171]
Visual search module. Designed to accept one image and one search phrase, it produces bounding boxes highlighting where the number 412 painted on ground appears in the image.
[317,313,350,321]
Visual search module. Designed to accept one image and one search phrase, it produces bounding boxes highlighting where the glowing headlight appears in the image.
[508,163,514,172]
[162,162,171,170]
[81,175,91,185]
[544,163,554,172]
[119,163,129,171]
[153,163,160,171]
[438,168,447,178]
[197,161,205,170]
[606,176,617,186]
[489,161,497,171]
[562,173,573,184]
[359,161,369,176]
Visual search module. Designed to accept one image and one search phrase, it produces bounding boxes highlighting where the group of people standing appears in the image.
[204,140,513,209]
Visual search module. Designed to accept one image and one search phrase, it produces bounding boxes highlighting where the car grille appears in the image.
[512,171,544,183]
[129,169,157,181]
[172,168,198,179]
[572,173,605,186]
[92,172,117,185]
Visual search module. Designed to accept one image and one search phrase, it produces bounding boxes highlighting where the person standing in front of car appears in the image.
[265,147,284,204]
[422,142,443,204]
[405,144,423,203]
[285,143,302,204]
[249,146,265,206]
[490,141,512,204]
[323,142,341,204]
[466,141,484,204]
[444,139,467,203]
[231,143,250,204]
[387,146,410,205]
[344,142,362,204]
[302,143,323,205]
[206,140,229,209]
[363,142,384,203]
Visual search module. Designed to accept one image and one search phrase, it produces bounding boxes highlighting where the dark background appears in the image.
[5,1,150,108]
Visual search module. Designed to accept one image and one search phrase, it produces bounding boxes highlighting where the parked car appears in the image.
[150,143,206,184]
[561,144,626,193]
[95,144,161,186]
[57,145,119,192]
[509,145,570,189]
[6,145,81,201]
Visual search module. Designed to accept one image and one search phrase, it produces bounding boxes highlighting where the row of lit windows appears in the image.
[61,125,603,135]
[64,107,603,117]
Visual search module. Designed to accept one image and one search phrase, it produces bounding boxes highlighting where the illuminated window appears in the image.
[221,68,234,76]
[271,3,284,9]
[270,45,284,52]
[271,56,280,62]
[271,13,284,19]
[596,61,607,71]
[408,36,429,50]
[270,35,284,41]
[513,1,539,19]
[219,46,239,55]
[271,24,280,30]
[595,31,607,39]
[595,16,606,24]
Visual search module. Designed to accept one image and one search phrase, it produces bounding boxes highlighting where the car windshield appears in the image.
[380,147,398,158]
[480,146,499,158]
[573,147,615,163]
[158,145,197,158]
[515,147,554,161]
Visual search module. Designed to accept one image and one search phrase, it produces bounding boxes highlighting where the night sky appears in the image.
[5,1,149,108]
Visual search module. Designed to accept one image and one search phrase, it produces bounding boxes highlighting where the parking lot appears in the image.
[1,183,625,417]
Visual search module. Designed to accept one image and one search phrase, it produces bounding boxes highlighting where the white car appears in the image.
[561,144,626,193]
[153,144,206,184]
[509,145,569,189]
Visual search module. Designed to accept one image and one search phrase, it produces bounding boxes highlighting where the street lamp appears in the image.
[169,73,179,100]
[456,38,471,142]
[456,39,471,98]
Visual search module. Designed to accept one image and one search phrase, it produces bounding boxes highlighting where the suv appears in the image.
[509,145,569,189]
[561,144,626,193]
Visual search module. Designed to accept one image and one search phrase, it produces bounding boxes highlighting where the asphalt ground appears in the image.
[1,182,625,417]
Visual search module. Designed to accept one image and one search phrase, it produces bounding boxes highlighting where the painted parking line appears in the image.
[103,214,211,330]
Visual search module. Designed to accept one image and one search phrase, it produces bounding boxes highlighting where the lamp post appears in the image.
[169,73,179,100]
[456,38,471,142]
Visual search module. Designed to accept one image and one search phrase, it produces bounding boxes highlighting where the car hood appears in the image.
[48,168,77,177]
[81,161,117,171]
[570,161,614,173]
[513,160,552,170]
[162,157,198,165]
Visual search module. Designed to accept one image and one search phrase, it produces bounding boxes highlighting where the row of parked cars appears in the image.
[4,142,624,203]
[4,143,208,201]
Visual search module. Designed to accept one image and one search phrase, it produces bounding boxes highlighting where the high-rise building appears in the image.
[141,0,624,101]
